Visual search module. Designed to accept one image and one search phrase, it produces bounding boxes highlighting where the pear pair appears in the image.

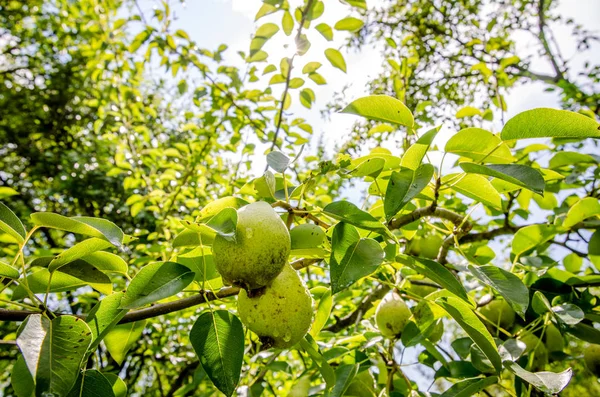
[211,201,313,348]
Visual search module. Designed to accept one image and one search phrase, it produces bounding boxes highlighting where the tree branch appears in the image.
[388,206,472,231]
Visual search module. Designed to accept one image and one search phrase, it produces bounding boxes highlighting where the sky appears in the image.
[155,0,599,390]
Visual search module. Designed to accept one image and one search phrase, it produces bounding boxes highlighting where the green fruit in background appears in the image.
[198,196,248,221]
[544,323,564,353]
[407,235,443,259]
[407,279,437,298]
[584,344,600,377]
[479,299,516,330]
[237,264,313,349]
[213,201,290,290]
[519,332,548,370]
[375,290,411,338]
[290,223,325,249]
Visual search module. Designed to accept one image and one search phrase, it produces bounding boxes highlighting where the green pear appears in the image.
[544,323,564,353]
[237,264,313,349]
[407,235,443,259]
[212,201,290,290]
[585,344,600,377]
[407,279,437,298]
[290,223,325,249]
[518,332,548,370]
[479,299,516,331]
[375,290,411,338]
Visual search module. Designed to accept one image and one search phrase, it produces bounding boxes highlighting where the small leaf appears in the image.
[436,297,502,373]
[48,238,113,272]
[468,265,529,318]
[442,173,503,210]
[299,334,336,390]
[324,48,347,73]
[302,62,321,74]
[401,125,441,170]
[351,157,385,178]
[310,288,333,336]
[0,201,26,244]
[384,164,434,220]
[316,23,333,41]
[323,201,388,235]
[120,261,195,309]
[0,260,19,279]
[86,292,128,352]
[456,106,482,119]
[282,11,294,35]
[190,310,245,397]
[511,224,555,255]
[341,95,414,128]
[104,321,147,365]
[501,108,600,140]
[563,197,600,228]
[330,223,384,294]
[267,151,290,173]
[397,255,470,304]
[66,370,116,397]
[30,213,124,247]
[329,364,359,397]
[334,17,364,32]
[203,208,238,241]
[459,163,545,195]
[552,303,584,325]
[439,376,498,397]
[445,128,516,164]
[531,291,552,315]
[503,361,572,394]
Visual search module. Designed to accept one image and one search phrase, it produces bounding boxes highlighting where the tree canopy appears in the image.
[1,0,600,396]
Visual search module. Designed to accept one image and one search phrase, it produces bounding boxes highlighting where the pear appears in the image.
[407,235,443,259]
[518,332,548,370]
[585,344,600,377]
[479,299,516,331]
[237,264,313,349]
[213,201,290,290]
[290,224,325,249]
[375,290,411,338]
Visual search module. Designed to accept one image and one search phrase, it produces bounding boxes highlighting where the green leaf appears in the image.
[299,334,336,390]
[86,292,128,352]
[81,251,128,275]
[0,260,19,279]
[120,261,195,309]
[442,173,503,210]
[48,237,114,272]
[503,361,572,394]
[323,201,388,235]
[511,224,555,255]
[13,261,113,298]
[343,0,367,9]
[255,3,277,21]
[401,125,441,170]
[455,106,482,119]
[563,197,600,228]
[328,364,359,397]
[501,108,600,140]
[459,163,545,195]
[11,355,34,397]
[531,291,552,315]
[30,213,124,247]
[341,95,414,128]
[17,314,92,397]
[282,11,294,35]
[250,23,279,56]
[330,222,384,293]
[334,17,364,32]
[104,321,146,365]
[436,297,502,373]
[566,322,600,344]
[397,255,470,304]
[439,376,498,397]
[302,62,321,74]
[247,50,268,63]
[66,370,116,397]
[468,265,529,318]
[549,151,597,169]
[316,23,333,41]
[0,201,26,244]
[103,373,127,397]
[0,186,19,198]
[552,303,584,325]
[267,150,290,173]
[177,247,221,283]
[351,157,385,178]
[173,229,203,248]
[384,164,434,220]
[445,128,516,164]
[324,48,347,73]
[310,288,333,337]
[190,310,244,397]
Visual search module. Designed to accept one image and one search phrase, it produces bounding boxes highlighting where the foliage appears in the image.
[1,0,600,396]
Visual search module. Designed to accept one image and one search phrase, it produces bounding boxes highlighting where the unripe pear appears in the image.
[290,223,325,249]
[584,344,600,377]
[375,290,411,338]
[407,279,437,298]
[544,323,564,353]
[518,332,548,370]
[407,235,443,259]
[237,264,313,349]
[213,202,290,290]
[479,299,516,330]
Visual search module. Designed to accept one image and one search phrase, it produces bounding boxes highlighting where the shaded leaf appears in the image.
[0,201,26,244]
[459,163,545,195]
[104,321,147,365]
[66,370,116,397]
[384,164,434,220]
[468,265,529,318]
[439,376,498,397]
